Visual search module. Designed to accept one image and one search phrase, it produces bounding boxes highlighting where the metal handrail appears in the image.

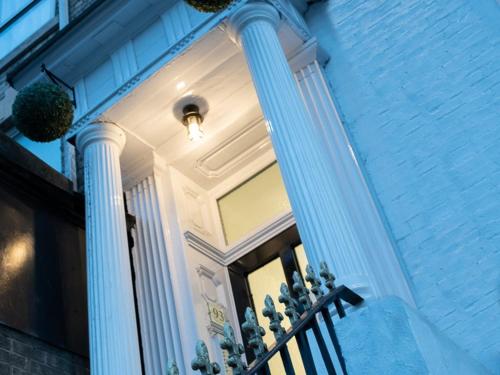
[247,286,363,375]
[167,262,364,375]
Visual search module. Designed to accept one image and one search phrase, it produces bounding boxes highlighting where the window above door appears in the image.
[217,162,291,245]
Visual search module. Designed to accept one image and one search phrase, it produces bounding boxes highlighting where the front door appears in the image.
[228,225,309,373]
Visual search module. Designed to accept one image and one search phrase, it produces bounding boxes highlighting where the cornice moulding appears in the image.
[122,149,167,191]
[194,117,270,179]
[184,211,295,266]
[185,231,226,265]
[288,37,329,73]
[224,211,295,264]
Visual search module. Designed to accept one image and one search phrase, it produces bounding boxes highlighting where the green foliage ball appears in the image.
[12,82,74,143]
[185,0,233,13]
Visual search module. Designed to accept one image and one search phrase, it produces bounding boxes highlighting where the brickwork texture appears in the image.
[69,0,101,21]
[0,324,89,375]
[307,0,500,372]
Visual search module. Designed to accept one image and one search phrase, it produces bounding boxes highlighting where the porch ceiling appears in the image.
[105,27,274,190]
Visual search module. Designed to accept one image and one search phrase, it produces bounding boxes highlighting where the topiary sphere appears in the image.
[12,82,74,142]
[185,0,233,13]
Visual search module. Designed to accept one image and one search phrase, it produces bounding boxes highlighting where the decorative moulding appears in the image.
[269,0,310,41]
[66,0,310,140]
[195,264,226,337]
[75,120,126,153]
[288,37,329,73]
[186,231,226,265]
[224,211,295,264]
[194,117,271,179]
[184,210,295,266]
[196,264,222,302]
[182,186,213,236]
[122,152,166,191]
[66,8,230,138]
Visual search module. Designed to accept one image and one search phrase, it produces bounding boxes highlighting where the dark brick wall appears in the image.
[0,132,88,357]
[69,0,101,21]
[0,324,89,375]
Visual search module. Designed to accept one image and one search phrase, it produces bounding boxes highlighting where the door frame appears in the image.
[227,224,303,362]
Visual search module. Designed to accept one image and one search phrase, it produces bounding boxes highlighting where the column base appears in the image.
[336,297,490,374]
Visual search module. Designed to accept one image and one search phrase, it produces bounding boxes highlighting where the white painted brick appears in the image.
[306,0,500,372]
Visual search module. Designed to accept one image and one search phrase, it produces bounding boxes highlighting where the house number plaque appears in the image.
[208,301,226,327]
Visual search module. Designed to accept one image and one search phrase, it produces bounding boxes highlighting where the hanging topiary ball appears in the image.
[185,0,233,13]
[12,82,74,142]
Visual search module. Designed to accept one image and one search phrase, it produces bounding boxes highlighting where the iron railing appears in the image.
[167,261,363,375]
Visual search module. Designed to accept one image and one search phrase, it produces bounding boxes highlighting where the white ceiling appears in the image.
[105,26,275,190]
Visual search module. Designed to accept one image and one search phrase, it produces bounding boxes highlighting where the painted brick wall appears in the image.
[0,324,89,375]
[69,0,100,20]
[306,0,500,372]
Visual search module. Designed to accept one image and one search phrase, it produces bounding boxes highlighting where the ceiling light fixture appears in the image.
[182,104,204,141]
[174,96,208,142]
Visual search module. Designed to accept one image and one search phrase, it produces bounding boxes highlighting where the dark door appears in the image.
[228,224,309,370]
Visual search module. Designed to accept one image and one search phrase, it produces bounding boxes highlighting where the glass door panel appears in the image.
[294,243,309,279]
[247,258,306,374]
[228,225,314,373]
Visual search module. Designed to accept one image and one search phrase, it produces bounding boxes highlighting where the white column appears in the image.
[290,41,415,304]
[76,121,142,375]
[228,3,374,295]
[125,165,198,375]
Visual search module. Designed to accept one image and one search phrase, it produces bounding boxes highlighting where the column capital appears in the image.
[227,2,280,46]
[288,38,329,73]
[122,151,167,191]
[76,119,126,154]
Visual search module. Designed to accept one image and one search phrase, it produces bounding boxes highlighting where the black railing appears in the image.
[248,285,363,375]
[167,261,363,375]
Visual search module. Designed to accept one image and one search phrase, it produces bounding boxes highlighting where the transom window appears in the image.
[217,162,291,245]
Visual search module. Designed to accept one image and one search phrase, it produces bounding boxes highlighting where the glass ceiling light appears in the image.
[182,104,204,141]
[173,95,208,141]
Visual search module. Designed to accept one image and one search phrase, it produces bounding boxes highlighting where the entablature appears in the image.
[7,0,311,139]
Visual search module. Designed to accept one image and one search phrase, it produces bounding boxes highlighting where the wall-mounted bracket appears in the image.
[41,64,76,107]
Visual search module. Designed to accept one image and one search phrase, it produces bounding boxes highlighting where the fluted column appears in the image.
[290,41,414,304]
[228,3,375,295]
[76,121,142,375]
[125,168,197,375]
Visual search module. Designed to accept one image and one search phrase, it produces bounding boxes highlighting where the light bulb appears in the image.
[186,116,204,141]
[182,104,205,141]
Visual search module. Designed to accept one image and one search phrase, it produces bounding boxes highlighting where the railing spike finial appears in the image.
[278,283,300,325]
[166,360,179,375]
[191,340,221,375]
[220,322,247,375]
[241,307,268,360]
[293,271,312,311]
[305,264,325,299]
[319,261,337,291]
[262,295,286,341]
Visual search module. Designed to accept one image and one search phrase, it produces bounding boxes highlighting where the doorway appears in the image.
[228,225,309,373]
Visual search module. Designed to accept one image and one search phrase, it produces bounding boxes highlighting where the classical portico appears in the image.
[69,1,415,374]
